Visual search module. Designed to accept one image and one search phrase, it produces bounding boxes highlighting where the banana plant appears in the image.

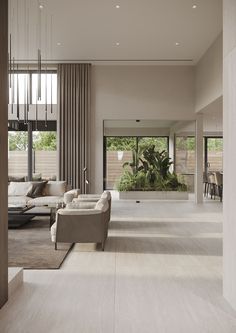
[142,145,173,179]
[122,146,146,175]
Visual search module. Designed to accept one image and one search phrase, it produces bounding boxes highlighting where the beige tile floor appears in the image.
[1,199,236,333]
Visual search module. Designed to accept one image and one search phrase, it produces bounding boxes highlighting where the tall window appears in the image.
[104,136,168,190]
[8,131,28,178]
[8,122,57,181]
[205,137,223,173]
[8,70,57,181]
[175,136,195,192]
[9,71,57,104]
[33,131,57,179]
[32,73,57,104]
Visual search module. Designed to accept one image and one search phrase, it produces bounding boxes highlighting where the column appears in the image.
[195,113,203,204]
[0,0,8,308]
[223,0,236,310]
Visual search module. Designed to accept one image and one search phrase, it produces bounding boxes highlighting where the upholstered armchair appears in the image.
[51,198,109,251]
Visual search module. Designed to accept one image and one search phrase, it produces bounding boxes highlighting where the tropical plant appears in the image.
[142,145,172,179]
[116,145,187,192]
[122,146,145,175]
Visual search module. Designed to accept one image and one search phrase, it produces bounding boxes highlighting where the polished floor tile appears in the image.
[1,199,236,333]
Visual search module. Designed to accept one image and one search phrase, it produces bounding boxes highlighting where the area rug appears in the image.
[8,217,72,269]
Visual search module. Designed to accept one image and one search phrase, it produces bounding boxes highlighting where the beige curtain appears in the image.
[58,64,91,193]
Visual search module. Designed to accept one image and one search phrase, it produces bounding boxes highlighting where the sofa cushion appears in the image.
[8,182,33,196]
[43,181,67,196]
[28,196,63,207]
[27,181,48,198]
[8,195,31,206]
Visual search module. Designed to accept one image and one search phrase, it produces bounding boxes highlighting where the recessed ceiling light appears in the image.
[116,5,120,9]
[175,42,180,46]
[39,4,44,9]
[116,42,120,46]
[192,4,197,9]
[57,42,61,46]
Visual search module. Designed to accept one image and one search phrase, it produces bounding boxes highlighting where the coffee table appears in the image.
[8,205,56,228]
[8,205,36,228]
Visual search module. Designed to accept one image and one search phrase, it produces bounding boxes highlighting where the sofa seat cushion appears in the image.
[8,196,31,206]
[28,196,63,207]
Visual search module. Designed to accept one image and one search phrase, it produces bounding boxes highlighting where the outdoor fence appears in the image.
[106,150,223,192]
[8,150,57,179]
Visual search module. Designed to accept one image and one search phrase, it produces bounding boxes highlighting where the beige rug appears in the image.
[8,217,72,269]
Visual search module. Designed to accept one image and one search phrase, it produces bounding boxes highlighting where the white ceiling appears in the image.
[11,0,222,64]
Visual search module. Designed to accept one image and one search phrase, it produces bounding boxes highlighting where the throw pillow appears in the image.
[27,181,48,198]
[32,173,42,181]
[8,182,33,196]
[43,181,67,196]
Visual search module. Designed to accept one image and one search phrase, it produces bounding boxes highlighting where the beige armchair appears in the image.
[51,198,109,251]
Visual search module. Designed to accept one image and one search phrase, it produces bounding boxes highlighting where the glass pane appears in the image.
[106,137,136,189]
[207,138,223,172]
[32,73,57,104]
[9,74,29,104]
[175,136,195,192]
[138,137,168,152]
[8,131,28,178]
[33,131,57,179]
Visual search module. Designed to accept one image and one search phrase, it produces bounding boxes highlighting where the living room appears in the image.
[1,0,236,332]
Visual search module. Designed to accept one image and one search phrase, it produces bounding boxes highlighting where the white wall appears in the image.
[195,33,223,112]
[223,0,236,311]
[91,65,195,192]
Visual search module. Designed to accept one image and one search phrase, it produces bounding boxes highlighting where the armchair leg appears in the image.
[55,242,57,250]
[101,242,105,251]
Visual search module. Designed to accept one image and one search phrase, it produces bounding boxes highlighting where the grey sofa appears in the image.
[8,181,79,208]
[51,198,110,250]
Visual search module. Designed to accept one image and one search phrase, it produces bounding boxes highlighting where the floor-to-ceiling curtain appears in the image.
[58,64,91,193]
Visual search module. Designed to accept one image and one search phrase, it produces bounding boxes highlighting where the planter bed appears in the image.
[119,191,188,200]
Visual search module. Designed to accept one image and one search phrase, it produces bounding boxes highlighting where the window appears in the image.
[32,73,57,104]
[9,74,29,104]
[8,131,28,177]
[175,136,195,192]
[9,72,57,105]
[104,136,169,190]
[205,137,223,172]
[33,131,57,179]
[8,121,57,180]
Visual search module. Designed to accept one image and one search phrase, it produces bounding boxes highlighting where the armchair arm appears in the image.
[63,188,80,204]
